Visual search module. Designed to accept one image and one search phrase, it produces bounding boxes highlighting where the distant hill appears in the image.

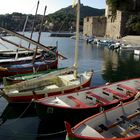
[0,4,105,32]
[46,4,105,31]
[53,4,105,18]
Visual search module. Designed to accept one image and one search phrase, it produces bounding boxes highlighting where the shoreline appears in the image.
[96,35,140,46]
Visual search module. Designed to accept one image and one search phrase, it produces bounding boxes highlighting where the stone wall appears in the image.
[83,17,94,37]
[83,16,106,37]
[105,10,122,39]
[105,0,140,38]
[83,0,140,39]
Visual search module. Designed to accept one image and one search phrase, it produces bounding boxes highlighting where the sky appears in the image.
[0,0,106,15]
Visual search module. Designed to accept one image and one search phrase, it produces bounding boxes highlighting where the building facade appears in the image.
[83,0,140,39]
[83,16,106,37]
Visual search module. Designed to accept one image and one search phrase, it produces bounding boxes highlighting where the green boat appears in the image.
[4,67,66,85]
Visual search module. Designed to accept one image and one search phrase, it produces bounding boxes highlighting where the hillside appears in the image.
[53,4,104,18]
[0,4,105,31]
[46,4,105,31]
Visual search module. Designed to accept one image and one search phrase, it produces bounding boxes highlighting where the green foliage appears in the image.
[126,15,140,34]
[0,4,104,31]
[46,4,104,31]
[106,0,128,17]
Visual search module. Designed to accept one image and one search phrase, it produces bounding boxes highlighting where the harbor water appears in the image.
[0,32,140,140]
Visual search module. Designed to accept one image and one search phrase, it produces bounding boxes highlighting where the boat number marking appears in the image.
[47,107,53,114]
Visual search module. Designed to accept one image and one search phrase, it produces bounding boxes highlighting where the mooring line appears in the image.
[0,100,33,126]
[0,128,66,137]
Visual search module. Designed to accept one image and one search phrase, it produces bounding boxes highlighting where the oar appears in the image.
[1,37,33,51]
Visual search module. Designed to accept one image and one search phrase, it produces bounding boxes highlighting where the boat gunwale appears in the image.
[69,98,140,140]
[35,78,139,109]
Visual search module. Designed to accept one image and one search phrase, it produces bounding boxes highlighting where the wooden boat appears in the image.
[0,27,69,78]
[97,39,115,47]
[0,0,93,104]
[1,67,93,103]
[0,49,34,58]
[0,45,58,78]
[0,28,66,60]
[65,95,140,140]
[0,36,45,64]
[0,56,58,78]
[0,37,57,65]
[0,46,58,77]
[4,67,66,84]
[0,50,42,65]
[34,78,140,122]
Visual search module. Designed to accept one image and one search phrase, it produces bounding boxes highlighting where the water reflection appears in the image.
[0,103,39,140]
[102,48,140,82]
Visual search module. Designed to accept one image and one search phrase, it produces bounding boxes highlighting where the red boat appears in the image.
[35,78,140,124]
[0,57,58,77]
[2,68,93,103]
[65,96,140,140]
[0,27,68,78]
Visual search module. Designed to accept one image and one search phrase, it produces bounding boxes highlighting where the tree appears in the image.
[126,15,140,35]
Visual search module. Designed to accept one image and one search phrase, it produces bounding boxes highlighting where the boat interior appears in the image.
[39,79,140,108]
[74,99,140,138]
[3,70,91,94]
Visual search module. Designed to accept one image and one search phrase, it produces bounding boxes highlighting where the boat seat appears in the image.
[67,96,89,108]
[86,95,96,104]
[86,92,111,104]
[98,124,108,131]
[117,84,137,93]
[103,88,127,99]
[117,86,124,91]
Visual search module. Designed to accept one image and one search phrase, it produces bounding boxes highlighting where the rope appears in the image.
[37,130,66,137]
[0,98,66,137]
[0,100,33,126]
[0,127,66,137]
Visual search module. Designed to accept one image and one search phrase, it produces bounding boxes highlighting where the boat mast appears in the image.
[32,5,47,64]
[19,15,28,46]
[16,15,29,59]
[74,0,80,78]
[38,6,47,43]
[22,15,28,36]
[28,0,39,49]
[0,27,66,59]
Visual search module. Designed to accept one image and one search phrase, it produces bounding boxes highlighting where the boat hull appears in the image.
[0,58,58,78]
[34,78,140,133]
[35,101,118,125]
[65,99,140,140]
[3,74,92,103]
[35,96,133,125]
[5,67,66,84]
[0,53,42,66]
